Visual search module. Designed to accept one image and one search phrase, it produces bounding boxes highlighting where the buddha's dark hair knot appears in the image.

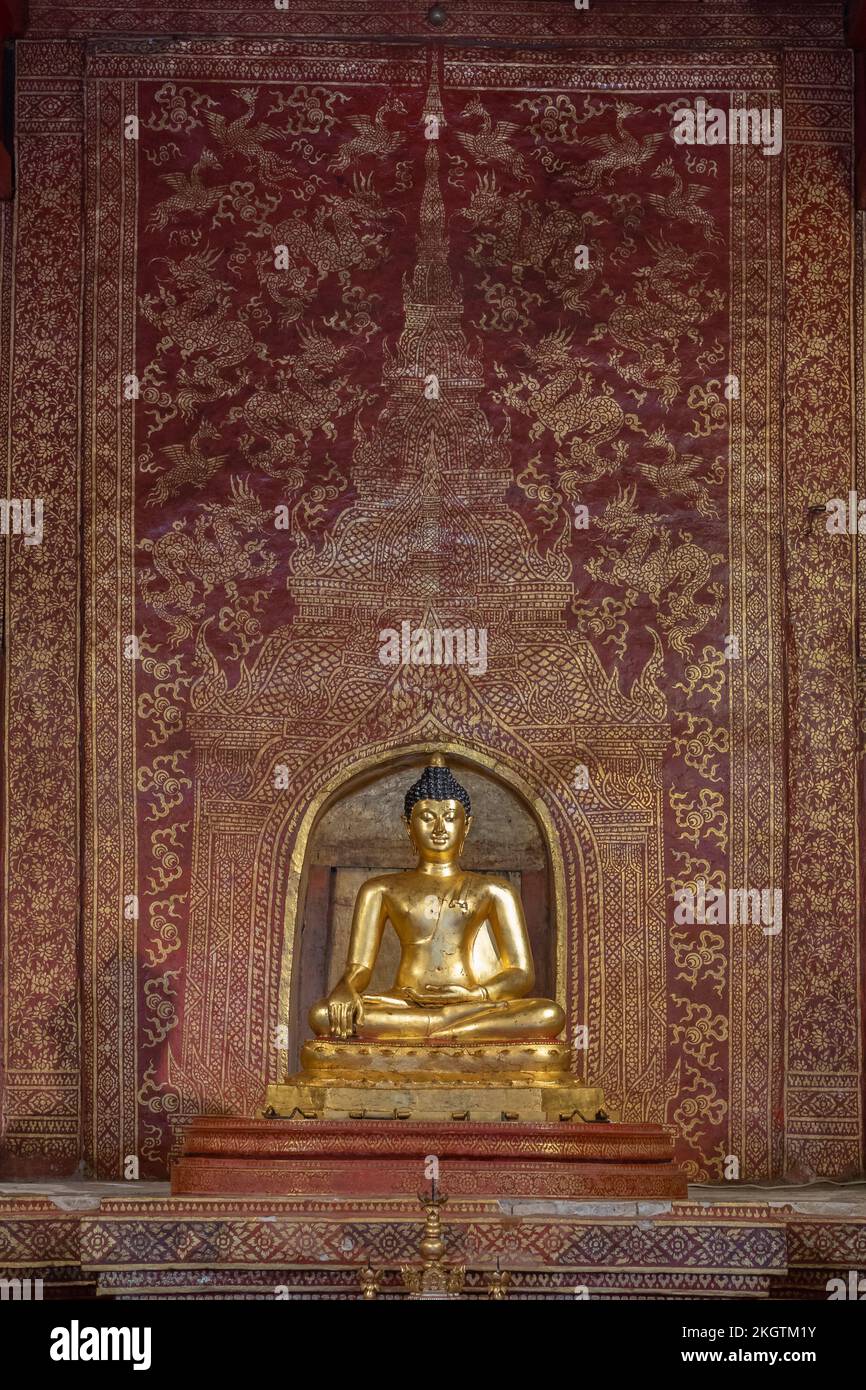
[404,755,471,819]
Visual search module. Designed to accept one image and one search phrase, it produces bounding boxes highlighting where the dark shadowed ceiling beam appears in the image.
[848,0,866,207]
[0,2,27,198]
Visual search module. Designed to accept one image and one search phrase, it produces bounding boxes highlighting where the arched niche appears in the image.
[281,748,564,1069]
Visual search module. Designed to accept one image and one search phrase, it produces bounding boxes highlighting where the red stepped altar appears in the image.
[171,1117,688,1199]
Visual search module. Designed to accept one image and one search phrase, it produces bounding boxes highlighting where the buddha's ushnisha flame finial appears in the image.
[404,755,471,819]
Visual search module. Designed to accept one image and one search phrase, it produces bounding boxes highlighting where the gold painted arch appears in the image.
[267,737,592,1074]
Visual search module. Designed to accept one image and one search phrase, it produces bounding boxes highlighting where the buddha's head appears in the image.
[403,754,472,865]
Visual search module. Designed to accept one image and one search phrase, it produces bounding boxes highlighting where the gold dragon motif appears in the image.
[586,483,725,656]
[139,246,268,418]
[494,326,624,487]
[139,478,276,645]
[594,236,725,404]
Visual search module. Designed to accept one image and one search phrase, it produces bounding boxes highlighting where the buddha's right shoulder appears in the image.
[356,871,400,897]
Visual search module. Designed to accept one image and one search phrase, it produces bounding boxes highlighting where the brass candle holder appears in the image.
[359,1189,513,1299]
[400,1191,465,1299]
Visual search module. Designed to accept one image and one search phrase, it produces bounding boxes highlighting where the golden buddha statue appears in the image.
[264,754,608,1123]
[309,755,565,1044]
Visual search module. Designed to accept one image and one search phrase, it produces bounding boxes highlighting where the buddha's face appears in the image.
[406,798,471,863]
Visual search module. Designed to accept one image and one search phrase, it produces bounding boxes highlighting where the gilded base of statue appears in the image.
[262,1040,610,1124]
[172,1041,686,1201]
[173,1045,686,1199]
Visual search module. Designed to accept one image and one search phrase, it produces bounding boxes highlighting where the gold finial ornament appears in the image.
[359,1266,380,1300]
[401,1193,464,1299]
[486,1267,511,1300]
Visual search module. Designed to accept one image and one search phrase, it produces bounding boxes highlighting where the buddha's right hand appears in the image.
[326,980,365,1040]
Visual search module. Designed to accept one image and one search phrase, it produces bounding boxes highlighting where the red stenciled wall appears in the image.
[1,3,862,1184]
